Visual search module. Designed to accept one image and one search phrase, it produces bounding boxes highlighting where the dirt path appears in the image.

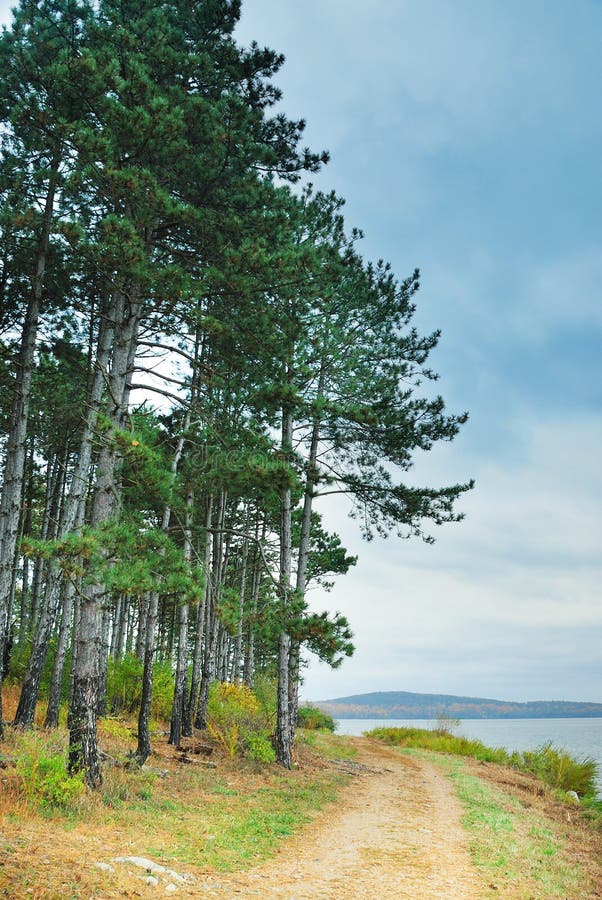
[199,738,486,899]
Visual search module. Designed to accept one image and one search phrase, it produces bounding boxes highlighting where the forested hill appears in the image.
[314,691,602,719]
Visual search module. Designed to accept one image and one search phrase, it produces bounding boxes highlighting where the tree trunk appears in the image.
[288,378,323,736]
[68,291,141,786]
[243,522,264,688]
[68,582,103,787]
[195,492,226,729]
[44,579,75,727]
[96,602,111,717]
[135,591,157,764]
[137,420,189,762]
[0,159,59,735]
[110,595,123,658]
[14,454,68,727]
[17,444,35,644]
[186,496,212,732]
[134,598,146,660]
[231,526,249,682]
[275,406,294,768]
[169,486,193,745]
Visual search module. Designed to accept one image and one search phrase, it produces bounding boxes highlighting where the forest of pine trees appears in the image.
[0,0,473,786]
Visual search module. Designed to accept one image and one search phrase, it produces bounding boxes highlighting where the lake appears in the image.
[335,717,602,795]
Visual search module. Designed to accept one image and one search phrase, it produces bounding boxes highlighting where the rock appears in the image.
[141,765,170,778]
[112,856,195,884]
[566,790,580,804]
[94,862,115,873]
[145,875,159,886]
[165,884,177,893]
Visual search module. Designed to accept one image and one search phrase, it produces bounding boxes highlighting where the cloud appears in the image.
[302,411,602,702]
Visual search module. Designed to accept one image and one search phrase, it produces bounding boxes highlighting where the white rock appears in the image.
[112,857,195,885]
[94,862,115,873]
[165,884,177,893]
[114,856,164,873]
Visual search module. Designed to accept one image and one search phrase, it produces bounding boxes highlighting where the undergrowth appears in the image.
[0,707,349,896]
[367,726,599,798]
[206,681,276,762]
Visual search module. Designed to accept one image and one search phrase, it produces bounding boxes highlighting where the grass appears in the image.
[296,728,358,760]
[582,796,602,829]
[424,752,590,898]
[0,686,352,897]
[366,725,600,798]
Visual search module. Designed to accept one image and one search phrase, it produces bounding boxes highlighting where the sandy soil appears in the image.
[197,738,487,898]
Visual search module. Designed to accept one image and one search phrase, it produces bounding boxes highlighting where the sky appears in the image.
[1,0,600,704]
[233,0,602,704]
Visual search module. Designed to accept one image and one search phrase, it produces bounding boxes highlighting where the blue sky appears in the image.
[235,0,602,703]
[1,0,600,704]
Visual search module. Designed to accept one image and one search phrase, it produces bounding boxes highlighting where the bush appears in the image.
[106,653,173,719]
[297,705,337,732]
[517,743,598,797]
[14,732,85,811]
[244,732,277,763]
[206,681,274,761]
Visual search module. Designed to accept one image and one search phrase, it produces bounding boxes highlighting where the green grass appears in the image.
[582,796,602,828]
[297,728,358,760]
[366,726,599,798]
[425,753,589,898]
[100,765,348,871]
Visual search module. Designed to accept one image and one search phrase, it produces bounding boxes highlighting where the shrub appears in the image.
[206,681,274,761]
[244,732,277,763]
[14,732,85,811]
[98,716,133,743]
[106,653,173,719]
[518,743,598,797]
[297,705,337,732]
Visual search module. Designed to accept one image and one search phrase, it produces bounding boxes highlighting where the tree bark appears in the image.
[195,491,226,730]
[275,405,294,768]
[243,519,264,688]
[288,370,324,735]
[44,579,75,728]
[14,453,68,726]
[186,495,212,733]
[231,523,249,682]
[0,157,59,735]
[168,486,193,745]
[14,298,115,727]
[135,592,157,764]
[136,419,189,763]
[68,291,141,786]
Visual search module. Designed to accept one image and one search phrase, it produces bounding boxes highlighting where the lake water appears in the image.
[335,717,602,795]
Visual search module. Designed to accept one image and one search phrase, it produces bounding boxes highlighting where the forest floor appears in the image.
[1,719,601,899]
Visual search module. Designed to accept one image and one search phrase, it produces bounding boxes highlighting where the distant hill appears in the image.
[313,691,602,719]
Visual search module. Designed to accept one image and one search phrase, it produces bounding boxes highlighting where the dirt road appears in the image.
[201,738,486,899]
